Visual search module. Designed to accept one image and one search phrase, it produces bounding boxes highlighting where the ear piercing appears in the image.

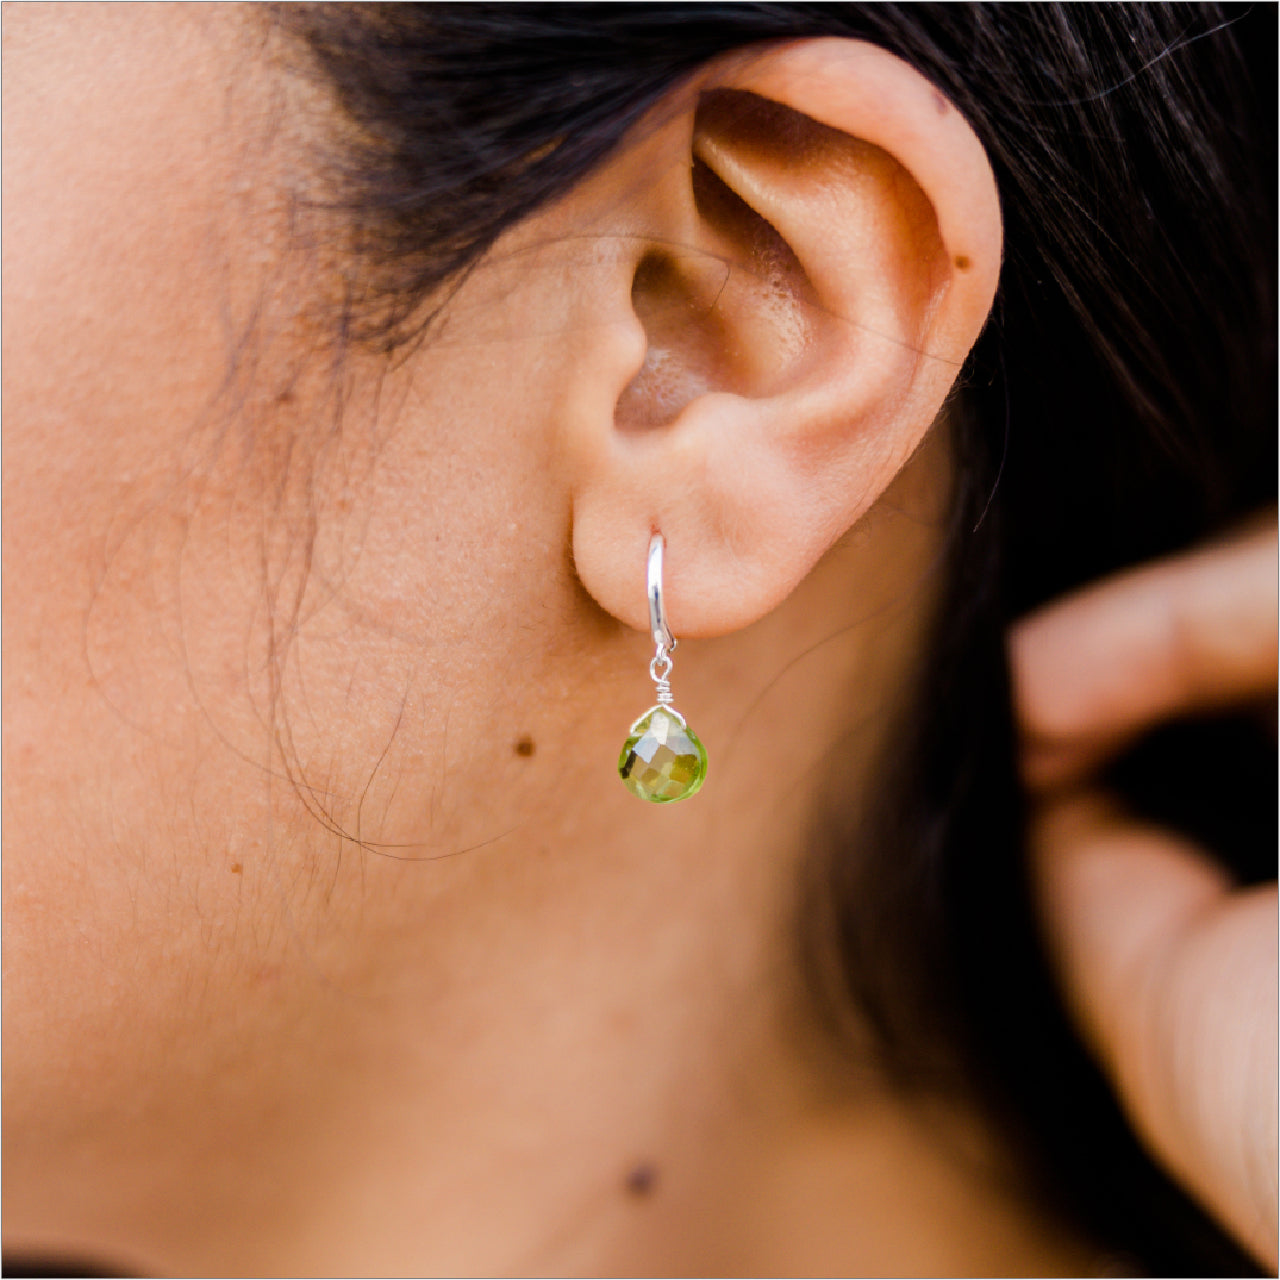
[618,533,708,803]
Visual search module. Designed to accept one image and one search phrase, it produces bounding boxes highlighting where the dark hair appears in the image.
[282,4,1276,1273]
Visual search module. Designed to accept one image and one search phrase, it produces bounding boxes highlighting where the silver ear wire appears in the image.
[647,533,675,707]
[647,532,676,655]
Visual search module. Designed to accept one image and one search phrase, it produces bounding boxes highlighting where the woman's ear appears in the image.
[559,38,1002,637]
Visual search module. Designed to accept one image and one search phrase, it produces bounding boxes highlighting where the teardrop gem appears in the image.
[618,705,708,803]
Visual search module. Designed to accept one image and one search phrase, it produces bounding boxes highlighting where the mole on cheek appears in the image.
[514,736,536,758]
[953,254,972,271]
[625,1163,658,1198]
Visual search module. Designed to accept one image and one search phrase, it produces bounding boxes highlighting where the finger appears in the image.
[1032,792,1279,1267]
[1011,518,1277,790]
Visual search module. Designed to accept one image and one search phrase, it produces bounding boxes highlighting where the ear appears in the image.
[562,38,1002,638]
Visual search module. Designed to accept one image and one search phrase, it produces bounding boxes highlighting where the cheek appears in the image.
[3,6,296,738]
[4,7,255,514]
[1,8,327,1082]
[283,265,603,855]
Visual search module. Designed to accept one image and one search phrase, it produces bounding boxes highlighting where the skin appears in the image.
[4,6,1273,1275]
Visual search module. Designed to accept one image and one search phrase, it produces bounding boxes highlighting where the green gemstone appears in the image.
[618,705,707,803]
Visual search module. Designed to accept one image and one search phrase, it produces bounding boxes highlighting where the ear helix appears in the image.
[617,533,708,803]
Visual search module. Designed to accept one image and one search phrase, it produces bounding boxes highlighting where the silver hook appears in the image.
[647,532,677,655]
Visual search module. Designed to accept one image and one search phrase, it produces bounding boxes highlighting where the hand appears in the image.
[1010,518,1278,1269]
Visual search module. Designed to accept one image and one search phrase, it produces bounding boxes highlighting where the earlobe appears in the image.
[566,38,1002,638]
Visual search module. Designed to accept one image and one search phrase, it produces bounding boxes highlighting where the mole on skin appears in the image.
[514,736,536,757]
[954,254,972,271]
[625,1163,658,1197]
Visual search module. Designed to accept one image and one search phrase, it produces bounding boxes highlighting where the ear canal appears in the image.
[614,247,732,430]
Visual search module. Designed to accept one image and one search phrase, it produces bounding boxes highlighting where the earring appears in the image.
[618,533,708,803]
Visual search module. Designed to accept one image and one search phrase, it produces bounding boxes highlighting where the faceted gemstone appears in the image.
[618,705,708,803]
